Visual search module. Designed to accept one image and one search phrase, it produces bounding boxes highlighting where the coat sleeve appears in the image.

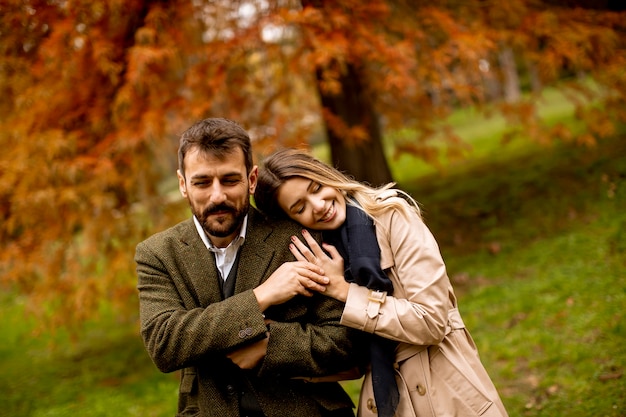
[135,238,270,373]
[254,225,365,379]
[136,221,364,378]
[340,202,454,346]
[259,293,364,379]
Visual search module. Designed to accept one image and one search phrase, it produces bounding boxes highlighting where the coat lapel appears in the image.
[234,209,275,294]
[375,214,395,271]
[175,210,277,307]
[175,219,223,307]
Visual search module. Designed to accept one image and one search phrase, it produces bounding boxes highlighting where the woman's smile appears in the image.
[319,201,336,223]
[277,177,346,230]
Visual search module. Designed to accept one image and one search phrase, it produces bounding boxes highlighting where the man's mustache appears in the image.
[203,204,235,217]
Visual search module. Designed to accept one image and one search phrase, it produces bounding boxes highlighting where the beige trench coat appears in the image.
[340,196,508,417]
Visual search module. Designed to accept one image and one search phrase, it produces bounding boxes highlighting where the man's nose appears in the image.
[208,182,227,204]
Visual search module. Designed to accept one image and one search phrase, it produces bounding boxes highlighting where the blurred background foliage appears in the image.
[1,0,624,330]
[1,1,625,415]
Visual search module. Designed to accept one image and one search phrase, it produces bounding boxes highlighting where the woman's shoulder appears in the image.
[375,189,401,202]
[375,190,420,220]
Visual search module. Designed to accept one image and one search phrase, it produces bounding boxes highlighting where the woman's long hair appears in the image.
[254,148,421,221]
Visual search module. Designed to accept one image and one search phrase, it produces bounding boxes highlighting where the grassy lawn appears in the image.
[387,86,587,183]
[409,135,626,416]
[0,295,179,417]
[1,99,624,416]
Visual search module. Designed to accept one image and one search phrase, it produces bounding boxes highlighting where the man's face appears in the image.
[178,147,258,248]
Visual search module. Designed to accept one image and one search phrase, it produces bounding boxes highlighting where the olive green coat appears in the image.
[136,208,359,417]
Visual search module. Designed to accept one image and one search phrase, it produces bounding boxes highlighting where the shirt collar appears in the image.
[193,214,248,251]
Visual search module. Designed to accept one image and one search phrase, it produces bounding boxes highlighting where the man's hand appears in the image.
[226,334,269,369]
[253,261,329,311]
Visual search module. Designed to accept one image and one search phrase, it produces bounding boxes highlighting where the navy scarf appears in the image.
[323,204,399,417]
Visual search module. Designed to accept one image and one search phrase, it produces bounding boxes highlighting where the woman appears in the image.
[254,149,508,417]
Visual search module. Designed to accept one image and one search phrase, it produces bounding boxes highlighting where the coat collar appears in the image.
[375,212,395,271]
[175,208,277,306]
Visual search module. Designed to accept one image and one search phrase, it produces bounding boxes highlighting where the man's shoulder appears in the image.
[248,208,303,240]
[137,218,196,249]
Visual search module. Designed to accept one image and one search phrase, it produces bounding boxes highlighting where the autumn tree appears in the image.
[1,0,624,331]
[0,0,190,330]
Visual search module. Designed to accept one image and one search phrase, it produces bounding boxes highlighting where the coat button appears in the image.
[417,384,427,395]
[226,384,236,395]
[367,398,377,412]
[238,327,254,338]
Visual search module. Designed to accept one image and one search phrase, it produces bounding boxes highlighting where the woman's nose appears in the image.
[311,198,325,213]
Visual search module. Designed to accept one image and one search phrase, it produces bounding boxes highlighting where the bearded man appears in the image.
[135,118,361,417]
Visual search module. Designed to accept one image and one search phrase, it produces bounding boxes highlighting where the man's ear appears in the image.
[177,169,187,197]
[248,165,258,194]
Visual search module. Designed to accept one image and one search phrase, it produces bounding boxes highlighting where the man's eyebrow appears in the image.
[190,171,242,181]
[190,174,211,181]
[220,172,243,180]
[288,180,314,212]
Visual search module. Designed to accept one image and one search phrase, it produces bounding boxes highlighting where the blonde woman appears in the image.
[254,149,508,417]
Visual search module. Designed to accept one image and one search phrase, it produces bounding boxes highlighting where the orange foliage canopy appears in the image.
[1,0,624,331]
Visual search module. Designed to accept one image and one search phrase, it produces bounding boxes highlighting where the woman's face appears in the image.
[276,177,346,230]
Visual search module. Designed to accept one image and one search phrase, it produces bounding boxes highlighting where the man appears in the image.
[136,118,361,417]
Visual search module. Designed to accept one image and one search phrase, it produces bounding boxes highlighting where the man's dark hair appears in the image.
[178,118,253,178]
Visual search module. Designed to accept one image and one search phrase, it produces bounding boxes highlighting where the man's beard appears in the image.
[192,200,249,238]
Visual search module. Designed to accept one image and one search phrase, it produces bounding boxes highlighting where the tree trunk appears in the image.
[498,46,521,103]
[300,0,392,185]
[315,64,393,186]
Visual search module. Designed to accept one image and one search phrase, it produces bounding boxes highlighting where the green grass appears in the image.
[414,134,626,415]
[0,296,178,417]
[388,86,587,183]
[447,207,625,415]
[2,103,625,416]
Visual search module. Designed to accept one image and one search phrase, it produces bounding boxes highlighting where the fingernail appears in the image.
[302,229,308,235]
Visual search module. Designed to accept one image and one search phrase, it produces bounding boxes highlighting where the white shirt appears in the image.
[193,215,248,281]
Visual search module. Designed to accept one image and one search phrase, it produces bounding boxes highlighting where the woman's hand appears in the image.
[290,230,350,302]
[253,261,329,311]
